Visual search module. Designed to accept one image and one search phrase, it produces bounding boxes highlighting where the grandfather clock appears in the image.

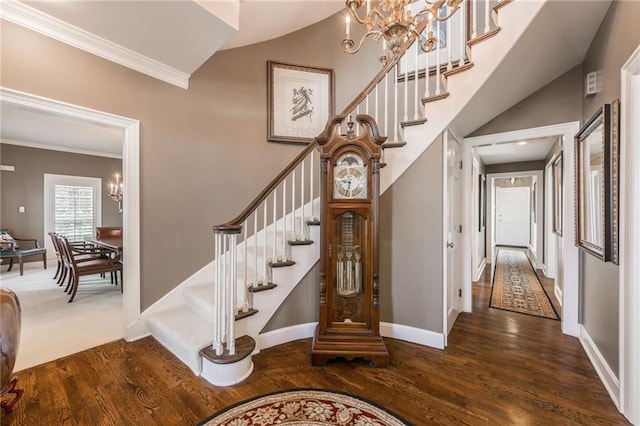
[311,114,389,367]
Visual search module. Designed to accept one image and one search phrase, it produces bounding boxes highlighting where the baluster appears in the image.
[263,201,268,285]
[301,159,306,239]
[472,0,478,39]
[424,18,431,113]
[384,65,389,137]
[435,17,441,96]
[282,178,287,260]
[213,233,221,354]
[309,151,314,221]
[221,235,227,347]
[484,0,491,33]
[403,53,408,123]
[394,63,400,142]
[414,42,419,120]
[273,188,277,261]
[375,81,379,125]
[459,0,465,67]
[228,234,237,355]
[291,168,296,241]
[243,221,248,312]
[253,210,258,286]
[447,5,453,71]
[365,93,369,116]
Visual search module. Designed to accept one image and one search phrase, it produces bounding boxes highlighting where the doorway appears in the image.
[0,87,140,351]
[495,186,530,247]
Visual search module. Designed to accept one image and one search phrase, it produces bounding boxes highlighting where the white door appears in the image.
[446,135,461,335]
[495,186,530,246]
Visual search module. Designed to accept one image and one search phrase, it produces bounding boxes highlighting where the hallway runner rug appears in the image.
[489,249,559,320]
[198,388,411,425]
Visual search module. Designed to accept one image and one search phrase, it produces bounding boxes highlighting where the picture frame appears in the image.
[552,153,563,236]
[478,174,485,232]
[267,61,334,145]
[574,101,619,263]
[398,1,469,79]
[532,181,537,224]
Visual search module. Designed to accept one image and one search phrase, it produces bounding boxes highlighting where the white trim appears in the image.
[579,324,620,409]
[0,0,190,89]
[1,138,122,159]
[554,284,563,308]
[256,321,445,352]
[463,122,580,337]
[380,322,445,349]
[474,258,486,282]
[0,87,142,341]
[259,322,317,351]
[443,132,449,344]
[544,156,557,279]
[619,43,640,425]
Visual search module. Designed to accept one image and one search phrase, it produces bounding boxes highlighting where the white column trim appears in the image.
[0,86,142,340]
[619,43,640,425]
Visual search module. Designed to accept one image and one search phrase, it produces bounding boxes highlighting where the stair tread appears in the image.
[289,239,313,246]
[400,118,427,128]
[248,282,277,292]
[147,305,213,374]
[383,141,407,149]
[270,260,296,268]
[422,92,450,104]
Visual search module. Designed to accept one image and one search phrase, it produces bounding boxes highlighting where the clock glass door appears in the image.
[331,211,367,324]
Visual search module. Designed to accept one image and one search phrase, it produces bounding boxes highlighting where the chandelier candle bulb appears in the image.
[345,15,351,38]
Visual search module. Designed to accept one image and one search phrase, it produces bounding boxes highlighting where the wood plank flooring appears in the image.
[1,268,628,425]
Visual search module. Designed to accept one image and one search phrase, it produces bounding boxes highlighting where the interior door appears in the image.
[495,186,530,246]
[446,135,461,336]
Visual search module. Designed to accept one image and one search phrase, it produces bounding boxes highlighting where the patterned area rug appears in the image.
[198,389,410,426]
[490,249,559,320]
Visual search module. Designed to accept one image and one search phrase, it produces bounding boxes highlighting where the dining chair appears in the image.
[58,236,122,303]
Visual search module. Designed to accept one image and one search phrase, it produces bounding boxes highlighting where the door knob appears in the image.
[447,242,454,248]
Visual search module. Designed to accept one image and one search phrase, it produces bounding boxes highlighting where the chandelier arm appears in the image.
[431,5,461,22]
[345,30,383,55]
[347,5,369,25]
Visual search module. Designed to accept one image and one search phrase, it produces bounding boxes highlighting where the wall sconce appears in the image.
[108,173,123,214]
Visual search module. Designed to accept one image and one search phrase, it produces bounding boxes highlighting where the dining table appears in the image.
[90,237,123,261]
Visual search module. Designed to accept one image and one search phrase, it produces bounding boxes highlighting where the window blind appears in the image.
[54,185,95,241]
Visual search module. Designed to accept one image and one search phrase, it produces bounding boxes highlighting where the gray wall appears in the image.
[380,136,443,330]
[578,0,640,377]
[0,144,122,245]
[469,65,583,137]
[1,12,381,310]
[262,262,319,332]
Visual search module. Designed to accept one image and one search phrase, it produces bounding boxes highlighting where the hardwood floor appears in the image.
[1,269,628,425]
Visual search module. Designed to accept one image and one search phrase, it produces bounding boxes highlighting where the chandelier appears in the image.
[108,173,123,213]
[342,0,463,64]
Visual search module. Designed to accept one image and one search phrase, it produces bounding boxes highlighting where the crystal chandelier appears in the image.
[342,0,463,64]
[108,173,123,213]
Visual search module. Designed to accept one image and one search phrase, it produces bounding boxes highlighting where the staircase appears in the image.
[144,0,537,385]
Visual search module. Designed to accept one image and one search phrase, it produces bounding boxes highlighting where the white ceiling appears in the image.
[474,136,557,165]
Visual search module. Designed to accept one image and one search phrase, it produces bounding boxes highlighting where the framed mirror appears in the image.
[575,102,619,262]
[552,153,563,236]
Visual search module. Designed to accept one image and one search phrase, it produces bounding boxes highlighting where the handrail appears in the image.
[213,18,430,233]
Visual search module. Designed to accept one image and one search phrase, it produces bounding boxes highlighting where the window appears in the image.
[54,184,95,241]
[44,174,102,253]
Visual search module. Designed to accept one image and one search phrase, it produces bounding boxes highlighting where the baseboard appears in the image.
[554,284,563,307]
[578,324,620,409]
[259,322,317,350]
[258,321,445,351]
[380,322,445,350]
[125,318,151,342]
[474,258,486,282]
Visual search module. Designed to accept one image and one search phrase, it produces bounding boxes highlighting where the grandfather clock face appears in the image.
[333,152,367,199]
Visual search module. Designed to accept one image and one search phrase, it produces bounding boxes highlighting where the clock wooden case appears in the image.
[311,114,390,367]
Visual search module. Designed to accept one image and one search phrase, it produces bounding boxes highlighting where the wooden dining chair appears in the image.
[58,236,123,303]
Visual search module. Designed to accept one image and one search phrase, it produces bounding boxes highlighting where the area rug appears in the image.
[489,249,559,320]
[198,389,411,426]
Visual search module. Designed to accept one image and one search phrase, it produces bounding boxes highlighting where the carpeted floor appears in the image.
[198,389,410,426]
[0,261,124,371]
[489,248,559,320]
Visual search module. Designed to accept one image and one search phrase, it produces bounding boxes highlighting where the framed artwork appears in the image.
[478,174,485,232]
[532,181,537,224]
[398,1,468,79]
[267,61,334,145]
[574,101,619,263]
[552,153,563,236]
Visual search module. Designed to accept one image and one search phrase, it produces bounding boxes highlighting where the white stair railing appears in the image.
[210,0,508,357]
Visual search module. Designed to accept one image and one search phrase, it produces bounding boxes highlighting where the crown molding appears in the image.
[0,138,122,159]
[1,0,190,89]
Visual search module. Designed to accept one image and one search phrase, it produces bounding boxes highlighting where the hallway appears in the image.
[2,268,628,425]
